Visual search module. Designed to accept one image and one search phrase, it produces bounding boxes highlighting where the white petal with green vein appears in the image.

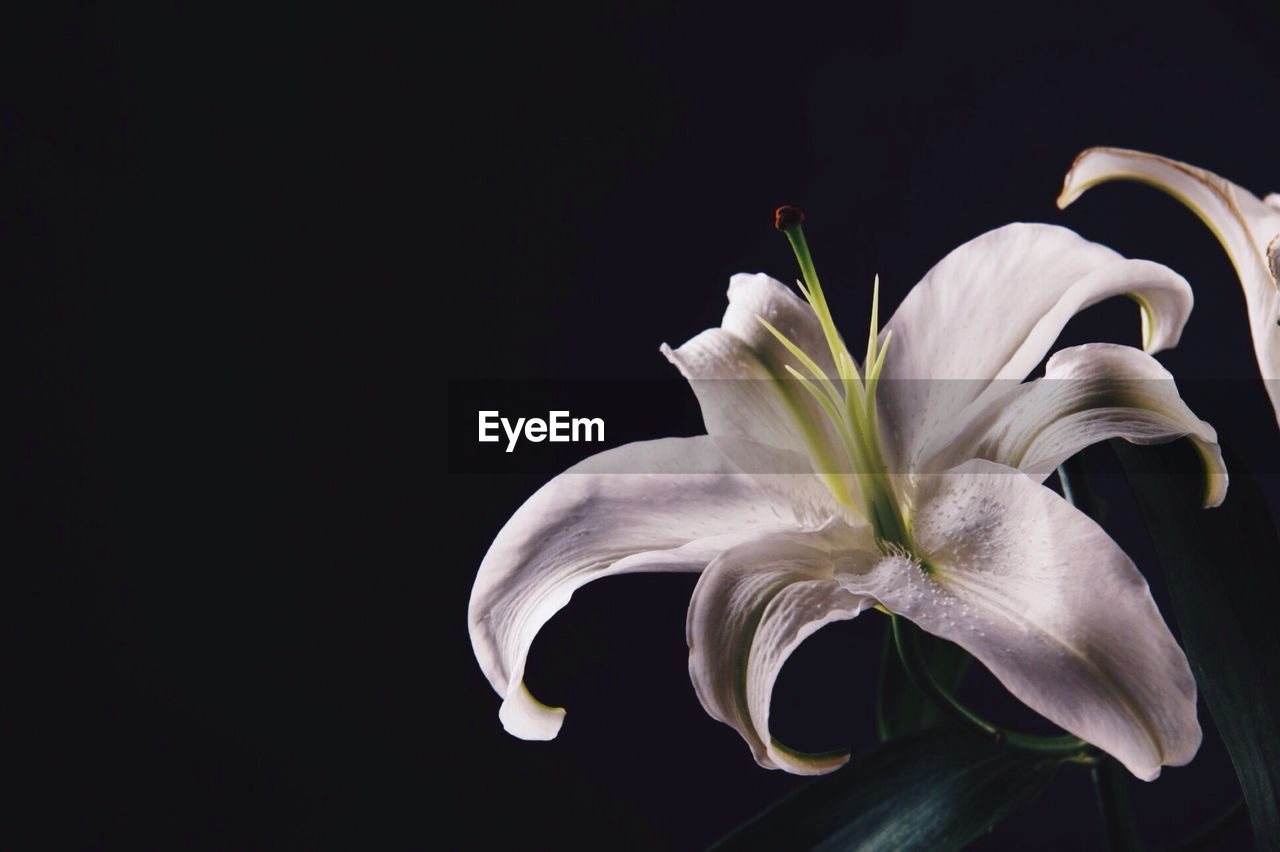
[878,223,1193,472]
[468,436,839,741]
[920,343,1227,507]
[687,531,873,774]
[837,460,1201,781]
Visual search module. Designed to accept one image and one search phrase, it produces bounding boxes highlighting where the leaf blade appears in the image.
[711,730,1059,852]
[1112,440,1280,848]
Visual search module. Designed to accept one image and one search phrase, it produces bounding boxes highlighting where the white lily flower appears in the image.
[469,211,1227,781]
[1060,147,1280,426]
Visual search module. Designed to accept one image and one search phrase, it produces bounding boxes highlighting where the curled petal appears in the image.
[469,436,838,741]
[837,460,1201,781]
[662,274,859,504]
[922,343,1227,506]
[687,531,873,774]
[1060,147,1280,427]
[879,223,1193,470]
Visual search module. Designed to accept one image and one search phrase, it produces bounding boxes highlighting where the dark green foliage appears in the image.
[1113,440,1280,849]
[711,730,1060,852]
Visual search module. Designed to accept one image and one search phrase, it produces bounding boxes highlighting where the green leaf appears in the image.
[1092,757,1144,851]
[710,730,1060,852]
[1058,453,1108,525]
[1112,440,1280,848]
[876,620,972,741]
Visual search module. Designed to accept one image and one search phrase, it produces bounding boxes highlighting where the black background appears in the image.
[12,1,1278,848]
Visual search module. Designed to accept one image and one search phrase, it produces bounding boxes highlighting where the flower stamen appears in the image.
[767,207,914,551]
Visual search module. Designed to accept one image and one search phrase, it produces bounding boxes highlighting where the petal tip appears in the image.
[500,683,567,741]
[1124,713,1202,781]
[1193,441,1229,508]
[1055,181,1080,210]
[1202,473,1229,509]
[1132,764,1162,783]
[766,739,850,776]
[1058,146,1109,209]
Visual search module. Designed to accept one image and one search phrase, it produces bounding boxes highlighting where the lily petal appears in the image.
[837,460,1201,781]
[1059,147,1280,427]
[921,343,1227,507]
[687,531,873,774]
[662,274,858,503]
[469,436,838,741]
[879,223,1194,471]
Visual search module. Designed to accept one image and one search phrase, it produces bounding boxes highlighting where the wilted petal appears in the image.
[469,436,839,741]
[921,343,1227,506]
[879,223,1193,470]
[662,274,857,501]
[836,460,1200,780]
[1060,147,1280,427]
[687,530,874,774]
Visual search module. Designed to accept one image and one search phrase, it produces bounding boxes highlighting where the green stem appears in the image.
[890,615,1091,756]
